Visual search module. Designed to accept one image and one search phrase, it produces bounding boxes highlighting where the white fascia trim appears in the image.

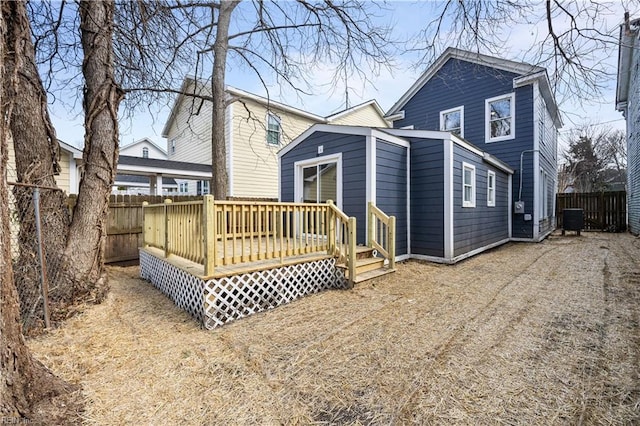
[227,103,234,197]
[451,134,483,156]
[384,110,405,122]
[450,238,510,263]
[226,86,327,123]
[386,47,544,116]
[400,125,414,130]
[514,71,562,128]
[121,138,168,156]
[293,153,343,208]
[383,128,451,140]
[58,140,83,159]
[508,174,513,239]
[485,92,516,143]
[439,105,464,138]
[161,77,194,137]
[444,139,454,260]
[326,99,385,121]
[279,124,409,158]
[483,152,514,174]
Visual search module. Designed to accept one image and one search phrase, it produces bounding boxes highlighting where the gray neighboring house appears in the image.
[616,14,640,235]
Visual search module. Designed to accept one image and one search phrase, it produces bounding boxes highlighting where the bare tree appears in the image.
[0,5,81,421]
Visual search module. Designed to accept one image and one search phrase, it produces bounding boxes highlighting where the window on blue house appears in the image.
[462,162,476,208]
[440,106,464,137]
[486,93,515,142]
[266,112,281,146]
[487,170,496,207]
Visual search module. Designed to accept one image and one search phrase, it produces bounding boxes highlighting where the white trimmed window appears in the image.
[266,112,281,146]
[440,106,464,137]
[487,170,496,207]
[462,162,476,208]
[486,93,515,142]
[142,147,149,158]
[197,180,209,195]
[179,182,188,193]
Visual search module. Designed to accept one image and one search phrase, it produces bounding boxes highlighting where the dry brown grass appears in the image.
[28,232,640,424]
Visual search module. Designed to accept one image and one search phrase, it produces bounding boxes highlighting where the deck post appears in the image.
[163,199,172,258]
[327,200,335,255]
[388,215,396,270]
[203,195,215,276]
[279,205,285,264]
[367,202,374,247]
[347,216,356,286]
[142,201,149,248]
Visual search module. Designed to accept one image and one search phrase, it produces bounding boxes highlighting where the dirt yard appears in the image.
[28,232,640,424]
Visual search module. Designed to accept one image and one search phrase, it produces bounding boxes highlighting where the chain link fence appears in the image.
[8,162,72,333]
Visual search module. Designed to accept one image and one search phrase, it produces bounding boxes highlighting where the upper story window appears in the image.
[142,147,149,158]
[487,170,496,207]
[266,112,281,146]
[462,162,476,208]
[179,182,189,193]
[486,93,515,142]
[440,106,464,137]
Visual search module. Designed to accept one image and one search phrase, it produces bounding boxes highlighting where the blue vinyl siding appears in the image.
[280,132,368,244]
[409,138,445,257]
[394,58,537,239]
[626,34,640,235]
[376,140,408,256]
[452,145,509,256]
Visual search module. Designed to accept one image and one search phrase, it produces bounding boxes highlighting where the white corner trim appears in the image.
[508,174,513,239]
[365,136,376,245]
[444,139,454,260]
[406,144,411,256]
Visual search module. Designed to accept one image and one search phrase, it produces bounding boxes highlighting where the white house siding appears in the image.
[627,32,640,235]
[230,98,321,198]
[166,88,213,165]
[328,104,390,127]
[120,139,167,159]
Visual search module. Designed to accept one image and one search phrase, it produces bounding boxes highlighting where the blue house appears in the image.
[616,15,640,235]
[386,48,562,241]
[279,125,514,263]
[278,48,561,264]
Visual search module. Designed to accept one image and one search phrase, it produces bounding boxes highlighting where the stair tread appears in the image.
[337,257,384,269]
[354,267,395,284]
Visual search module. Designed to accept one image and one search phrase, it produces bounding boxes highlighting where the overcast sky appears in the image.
[51,1,639,152]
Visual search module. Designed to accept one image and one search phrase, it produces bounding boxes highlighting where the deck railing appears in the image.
[368,202,396,270]
[142,196,355,277]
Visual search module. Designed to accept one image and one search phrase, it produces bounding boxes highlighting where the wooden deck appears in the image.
[142,245,333,280]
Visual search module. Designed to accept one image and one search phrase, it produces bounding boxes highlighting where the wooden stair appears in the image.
[337,246,395,284]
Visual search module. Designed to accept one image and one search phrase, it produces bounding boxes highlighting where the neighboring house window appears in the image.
[486,93,515,142]
[487,170,496,207]
[462,162,476,208]
[440,106,464,137]
[266,113,281,146]
[179,182,188,193]
[170,138,176,155]
[142,147,149,158]
[196,180,209,195]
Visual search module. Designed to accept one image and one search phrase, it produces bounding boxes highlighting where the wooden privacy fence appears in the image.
[142,196,359,278]
[67,194,203,263]
[556,191,626,232]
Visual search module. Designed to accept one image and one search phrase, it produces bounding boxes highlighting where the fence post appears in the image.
[203,195,215,276]
[142,201,149,248]
[32,188,51,328]
[388,215,396,270]
[348,216,356,287]
[163,199,172,258]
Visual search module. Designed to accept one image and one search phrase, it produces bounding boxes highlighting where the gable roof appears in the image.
[58,140,83,159]
[386,47,561,127]
[120,137,167,155]
[616,15,639,110]
[325,99,386,122]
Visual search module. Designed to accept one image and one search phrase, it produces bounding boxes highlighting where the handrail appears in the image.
[368,202,396,270]
[326,200,355,286]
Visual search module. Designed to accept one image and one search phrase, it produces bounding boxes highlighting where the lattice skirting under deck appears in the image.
[139,251,348,330]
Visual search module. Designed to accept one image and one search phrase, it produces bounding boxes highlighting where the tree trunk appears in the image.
[0,7,82,421]
[62,0,123,297]
[2,0,72,331]
[211,0,240,199]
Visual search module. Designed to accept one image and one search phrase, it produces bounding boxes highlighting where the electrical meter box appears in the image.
[514,201,525,214]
